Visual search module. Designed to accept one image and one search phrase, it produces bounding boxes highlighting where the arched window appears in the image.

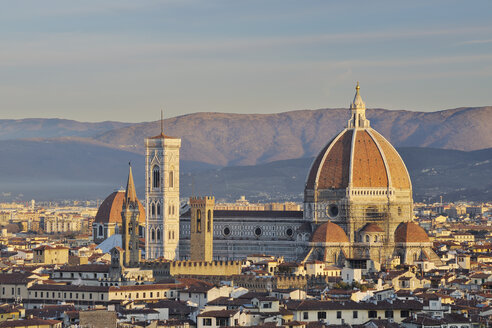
[156,229,161,241]
[168,231,171,240]
[365,235,370,243]
[157,204,161,215]
[169,171,174,188]
[374,235,378,242]
[413,253,418,261]
[207,210,212,232]
[151,204,155,216]
[98,225,103,236]
[151,229,155,241]
[153,166,160,188]
[168,206,171,215]
[196,209,202,232]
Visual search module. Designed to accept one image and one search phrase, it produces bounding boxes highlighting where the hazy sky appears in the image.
[1,0,491,122]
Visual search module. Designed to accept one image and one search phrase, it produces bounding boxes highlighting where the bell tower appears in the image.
[121,164,141,267]
[145,121,181,260]
[190,196,215,262]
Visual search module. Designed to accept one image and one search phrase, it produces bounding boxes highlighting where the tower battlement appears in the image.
[190,196,215,206]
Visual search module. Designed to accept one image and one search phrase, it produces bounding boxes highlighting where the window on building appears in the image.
[353,311,358,319]
[203,318,212,326]
[207,210,212,232]
[197,210,202,232]
[401,310,409,318]
[157,204,161,215]
[368,311,377,318]
[169,171,174,188]
[337,311,342,319]
[157,229,161,241]
[99,225,103,236]
[153,166,160,188]
[303,312,308,320]
[216,318,228,326]
[385,310,393,318]
[317,312,327,320]
[151,229,155,241]
[152,204,155,216]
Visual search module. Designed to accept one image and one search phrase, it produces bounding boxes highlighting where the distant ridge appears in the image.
[0,106,491,202]
[1,106,491,167]
[93,106,492,166]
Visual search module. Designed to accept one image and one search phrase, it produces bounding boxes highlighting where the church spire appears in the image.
[124,163,138,206]
[348,82,370,128]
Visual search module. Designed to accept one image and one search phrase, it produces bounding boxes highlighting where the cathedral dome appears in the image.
[95,190,146,225]
[311,222,349,243]
[305,85,411,192]
[394,222,429,243]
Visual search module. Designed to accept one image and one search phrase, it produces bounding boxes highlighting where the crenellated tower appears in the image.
[190,196,215,262]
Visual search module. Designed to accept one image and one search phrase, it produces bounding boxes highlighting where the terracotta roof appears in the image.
[352,130,388,188]
[197,309,239,318]
[371,130,411,190]
[394,222,430,243]
[94,191,145,224]
[360,223,384,233]
[55,264,110,273]
[0,318,62,328]
[311,222,349,243]
[307,129,353,190]
[305,123,411,192]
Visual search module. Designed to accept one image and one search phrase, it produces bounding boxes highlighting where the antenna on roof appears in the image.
[160,109,164,135]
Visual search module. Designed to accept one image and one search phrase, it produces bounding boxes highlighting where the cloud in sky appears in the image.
[0,0,491,121]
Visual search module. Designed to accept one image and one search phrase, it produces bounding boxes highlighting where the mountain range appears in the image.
[0,106,491,202]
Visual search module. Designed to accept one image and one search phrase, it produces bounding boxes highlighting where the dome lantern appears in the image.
[348,82,370,128]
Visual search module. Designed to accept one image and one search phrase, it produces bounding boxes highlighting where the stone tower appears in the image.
[145,128,181,260]
[121,165,141,267]
[190,196,215,262]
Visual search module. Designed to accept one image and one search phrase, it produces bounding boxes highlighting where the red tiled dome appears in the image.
[394,222,430,243]
[94,191,145,224]
[305,128,411,191]
[360,223,384,233]
[311,222,349,243]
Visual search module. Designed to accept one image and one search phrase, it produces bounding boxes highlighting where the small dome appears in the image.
[360,223,384,233]
[95,191,146,225]
[311,222,349,243]
[394,222,429,243]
